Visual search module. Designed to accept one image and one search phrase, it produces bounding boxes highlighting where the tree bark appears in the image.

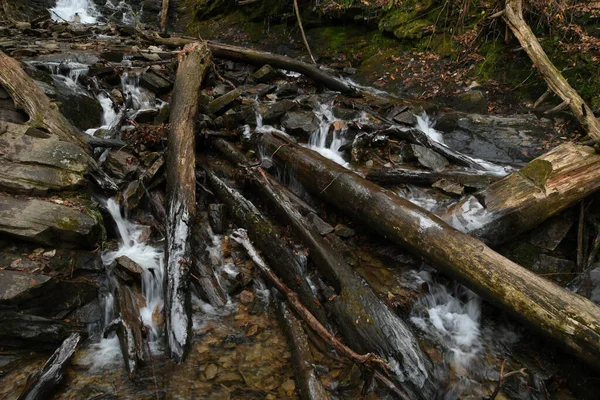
[136,30,358,95]
[213,138,434,397]
[165,42,211,362]
[366,165,500,189]
[0,50,117,190]
[205,169,330,326]
[259,130,600,371]
[17,333,80,400]
[502,0,600,140]
[441,143,600,245]
[160,0,169,32]
[276,296,330,400]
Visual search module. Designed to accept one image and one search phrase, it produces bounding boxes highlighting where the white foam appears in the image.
[51,0,100,24]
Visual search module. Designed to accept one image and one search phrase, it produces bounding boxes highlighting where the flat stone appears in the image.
[432,178,465,196]
[307,213,334,236]
[0,270,53,304]
[206,89,242,115]
[277,83,298,97]
[0,312,70,348]
[281,111,319,140]
[0,195,102,249]
[121,180,145,210]
[0,160,86,195]
[205,363,219,380]
[140,71,172,94]
[410,144,449,171]
[261,100,296,123]
[454,90,487,114]
[114,255,144,284]
[239,290,255,304]
[104,150,139,180]
[252,65,277,83]
[334,224,355,238]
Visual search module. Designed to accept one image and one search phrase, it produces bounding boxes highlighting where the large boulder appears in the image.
[52,76,103,131]
[281,111,320,140]
[0,196,102,249]
[0,121,87,195]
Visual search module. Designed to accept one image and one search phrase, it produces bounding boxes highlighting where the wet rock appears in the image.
[114,256,144,284]
[454,90,487,114]
[527,214,574,251]
[0,196,102,249]
[281,111,319,139]
[104,150,139,181]
[207,89,242,115]
[261,99,296,123]
[333,106,360,120]
[0,312,71,348]
[334,224,355,238]
[141,155,164,184]
[0,86,28,123]
[410,144,449,171]
[0,122,87,195]
[23,279,98,318]
[307,213,334,236]
[121,180,145,210]
[205,363,219,380]
[432,179,465,196]
[239,290,255,304]
[132,108,158,124]
[531,254,575,284]
[140,71,172,94]
[154,103,170,124]
[244,83,276,97]
[276,83,298,97]
[0,270,53,304]
[252,65,277,83]
[392,110,417,125]
[343,66,357,75]
[433,113,552,164]
[52,77,103,131]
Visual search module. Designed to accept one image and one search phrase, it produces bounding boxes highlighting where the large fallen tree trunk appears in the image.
[0,50,117,191]
[259,130,600,371]
[441,143,600,245]
[136,30,358,96]
[17,333,80,400]
[213,138,434,397]
[165,42,211,362]
[205,170,330,326]
[502,0,600,140]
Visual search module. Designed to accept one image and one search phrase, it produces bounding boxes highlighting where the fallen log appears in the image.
[366,165,500,189]
[136,30,358,96]
[502,0,600,140]
[441,143,600,245]
[190,214,228,307]
[258,130,600,371]
[213,138,434,397]
[275,293,330,400]
[205,170,330,326]
[165,42,211,362]
[104,283,146,380]
[17,333,80,400]
[0,50,117,191]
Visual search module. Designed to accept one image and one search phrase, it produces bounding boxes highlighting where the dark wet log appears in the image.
[0,50,117,191]
[275,294,330,400]
[165,42,211,362]
[366,165,500,189]
[259,131,600,371]
[190,214,227,307]
[17,333,80,400]
[502,0,600,140]
[136,30,358,95]
[105,283,145,380]
[441,144,600,246]
[205,170,330,326]
[213,138,433,397]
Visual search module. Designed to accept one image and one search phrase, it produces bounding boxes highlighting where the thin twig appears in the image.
[488,360,527,400]
[320,171,345,194]
[293,0,316,65]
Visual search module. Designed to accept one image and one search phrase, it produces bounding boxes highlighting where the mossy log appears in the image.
[442,143,600,245]
[502,0,600,140]
[136,30,358,95]
[17,333,80,400]
[259,130,600,371]
[205,170,330,327]
[213,138,434,397]
[165,42,211,362]
[0,50,117,191]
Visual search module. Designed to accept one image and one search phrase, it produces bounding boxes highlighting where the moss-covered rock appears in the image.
[378,1,434,40]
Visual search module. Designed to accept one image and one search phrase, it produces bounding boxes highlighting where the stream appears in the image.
[0,1,598,399]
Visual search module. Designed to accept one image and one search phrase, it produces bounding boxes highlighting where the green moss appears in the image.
[56,217,80,231]
[378,1,434,40]
[505,242,543,268]
[520,159,553,188]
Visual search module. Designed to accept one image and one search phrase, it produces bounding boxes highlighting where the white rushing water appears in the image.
[51,0,100,24]
[308,102,350,168]
[121,72,155,112]
[102,198,165,339]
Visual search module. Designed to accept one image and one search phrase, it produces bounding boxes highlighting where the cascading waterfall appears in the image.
[102,198,165,339]
[308,102,349,167]
[121,72,155,112]
[50,0,100,24]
